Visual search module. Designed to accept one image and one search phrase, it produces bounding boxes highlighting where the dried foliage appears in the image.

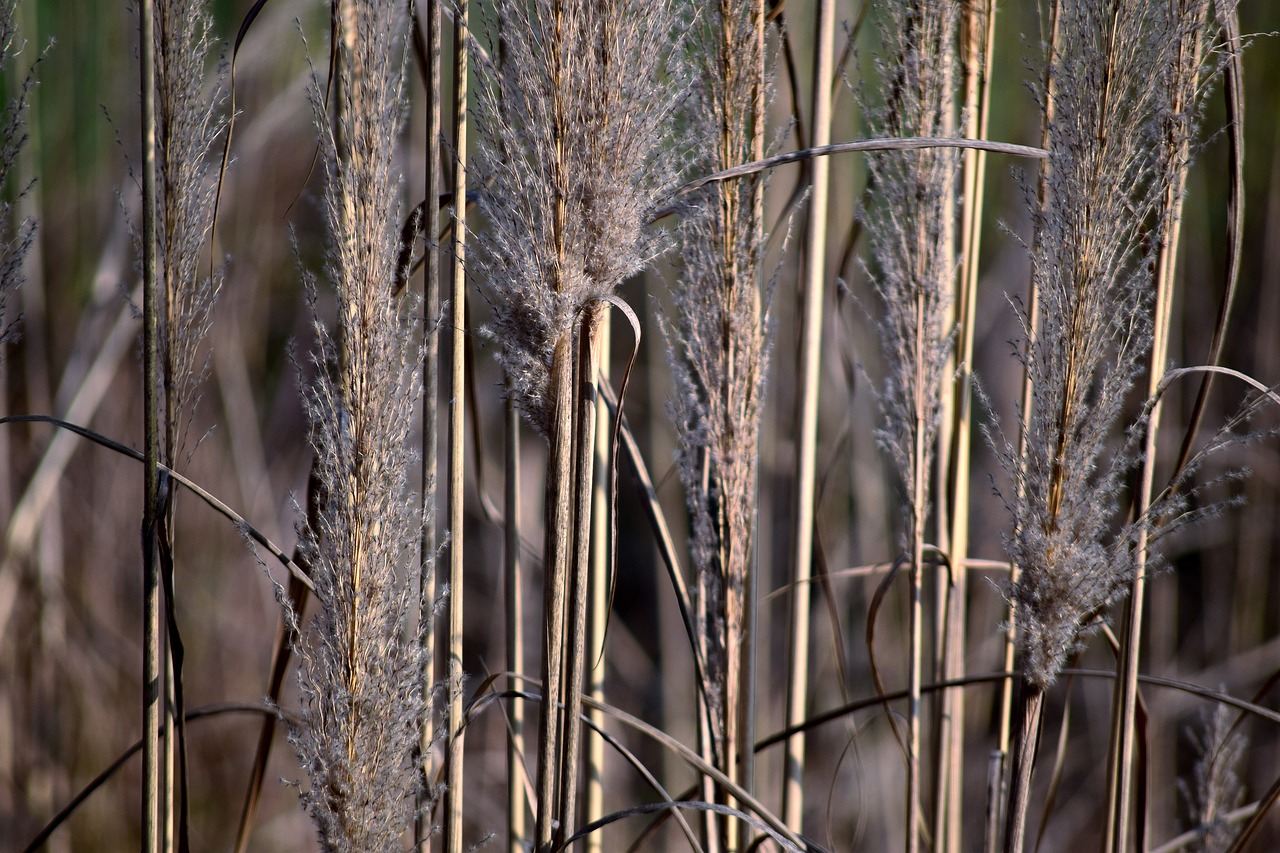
[12,2,1280,851]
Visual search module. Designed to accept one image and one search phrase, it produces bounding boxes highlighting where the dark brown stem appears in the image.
[1003,686,1046,853]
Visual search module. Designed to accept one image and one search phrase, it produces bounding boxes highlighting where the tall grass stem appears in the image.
[782,0,835,834]
[138,0,162,846]
[445,2,469,848]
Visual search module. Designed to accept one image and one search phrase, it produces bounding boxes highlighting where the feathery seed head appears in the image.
[287,1,429,847]
[474,0,689,434]
[999,0,1228,689]
[862,0,962,545]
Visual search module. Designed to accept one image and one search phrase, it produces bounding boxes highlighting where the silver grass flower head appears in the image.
[665,0,771,754]
[153,0,228,463]
[998,0,1227,690]
[285,0,427,847]
[860,0,961,544]
[474,0,689,435]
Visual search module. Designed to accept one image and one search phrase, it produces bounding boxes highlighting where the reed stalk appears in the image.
[1106,4,1218,848]
[585,319,609,853]
[444,1,468,848]
[505,391,526,853]
[997,8,1061,821]
[668,1,770,848]
[137,0,161,846]
[783,0,835,835]
[938,4,996,849]
[416,2,443,851]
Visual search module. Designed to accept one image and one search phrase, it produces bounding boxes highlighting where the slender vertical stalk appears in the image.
[138,0,161,848]
[907,407,925,853]
[537,335,574,853]
[740,4,766,835]
[1106,7,1209,848]
[1003,686,1044,853]
[585,319,609,853]
[416,2,443,849]
[505,392,526,853]
[444,2,468,849]
[783,0,835,833]
[940,4,995,850]
[557,304,606,847]
[998,0,1059,800]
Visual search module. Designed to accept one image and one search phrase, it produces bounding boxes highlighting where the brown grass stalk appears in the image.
[667,1,770,848]
[1106,4,1218,848]
[936,3,996,849]
[137,0,162,846]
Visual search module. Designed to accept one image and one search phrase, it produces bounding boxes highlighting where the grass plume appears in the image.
[666,0,769,845]
[285,1,427,847]
[994,2,1235,849]
[473,1,685,847]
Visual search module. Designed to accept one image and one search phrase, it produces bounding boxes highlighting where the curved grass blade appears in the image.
[22,704,291,853]
[0,415,314,592]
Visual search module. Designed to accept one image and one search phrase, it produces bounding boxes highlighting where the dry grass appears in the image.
[8,2,1280,852]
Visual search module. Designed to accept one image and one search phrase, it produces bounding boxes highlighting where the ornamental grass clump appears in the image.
[284,1,426,847]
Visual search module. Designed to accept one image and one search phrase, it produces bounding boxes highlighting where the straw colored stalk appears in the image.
[864,3,961,850]
[1106,2,1226,848]
[444,2,468,850]
[783,0,835,835]
[939,3,995,849]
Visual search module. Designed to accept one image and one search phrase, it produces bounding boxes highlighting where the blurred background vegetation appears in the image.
[4,0,1280,849]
